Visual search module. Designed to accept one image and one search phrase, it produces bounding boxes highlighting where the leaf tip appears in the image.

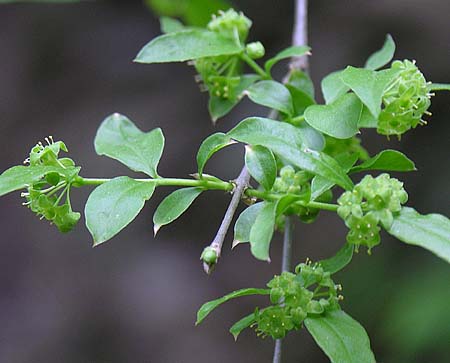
[153,224,161,236]
[231,240,241,249]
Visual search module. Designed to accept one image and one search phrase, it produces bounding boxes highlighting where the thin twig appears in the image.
[203,167,250,274]
[273,0,309,362]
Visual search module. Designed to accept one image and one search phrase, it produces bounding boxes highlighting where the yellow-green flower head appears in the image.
[207,9,252,42]
[379,60,432,137]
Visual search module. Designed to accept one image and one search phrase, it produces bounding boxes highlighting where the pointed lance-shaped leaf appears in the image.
[319,243,354,274]
[85,177,156,246]
[264,45,311,75]
[196,132,236,176]
[364,34,395,71]
[196,288,270,325]
[233,202,264,248]
[153,187,203,235]
[134,29,243,63]
[249,201,277,261]
[95,113,164,178]
[230,312,257,340]
[245,145,277,191]
[350,150,416,174]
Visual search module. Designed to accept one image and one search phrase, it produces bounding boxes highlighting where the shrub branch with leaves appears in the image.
[1,4,450,363]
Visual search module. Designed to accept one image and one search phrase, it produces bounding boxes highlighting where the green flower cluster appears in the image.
[254,263,342,339]
[22,137,81,233]
[194,10,263,102]
[379,60,432,137]
[338,173,408,252]
[273,166,331,225]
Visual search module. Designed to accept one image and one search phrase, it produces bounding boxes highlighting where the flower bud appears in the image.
[246,41,265,59]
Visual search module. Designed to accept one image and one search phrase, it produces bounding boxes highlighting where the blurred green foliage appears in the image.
[145,0,231,26]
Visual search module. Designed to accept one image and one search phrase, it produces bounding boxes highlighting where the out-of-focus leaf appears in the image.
[387,207,450,263]
[160,16,185,33]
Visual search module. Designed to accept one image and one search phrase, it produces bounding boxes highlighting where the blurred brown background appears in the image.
[0,1,449,362]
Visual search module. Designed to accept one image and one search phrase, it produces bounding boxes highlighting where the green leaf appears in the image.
[340,67,400,118]
[249,201,277,261]
[95,113,164,178]
[358,106,379,128]
[286,69,315,98]
[305,93,362,139]
[319,243,354,274]
[387,207,450,263]
[350,150,416,173]
[153,187,203,235]
[264,45,310,75]
[208,75,260,122]
[364,34,395,70]
[160,16,185,33]
[0,165,78,197]
[196,132,236,176]
[230,312,257,340]
[233,202,264,247]
[305,310,376,363]
[321,70,349,104]
[134,29,242,63]
[196,288,270,325]
[183,0,230,27]
[245,145,276,190]
[311,153,359,201]
[287,84,315,115]
[228,117,353,190]
[145,0,230,27]
[85,177,156,246]
[428,83,450,92]
[246,80,294,116]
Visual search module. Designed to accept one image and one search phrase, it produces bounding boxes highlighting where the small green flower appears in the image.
[207,9,252,42]
[378,60,432,137]
[346,214,381,252]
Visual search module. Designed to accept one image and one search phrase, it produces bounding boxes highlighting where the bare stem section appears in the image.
[202,167,250,274]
